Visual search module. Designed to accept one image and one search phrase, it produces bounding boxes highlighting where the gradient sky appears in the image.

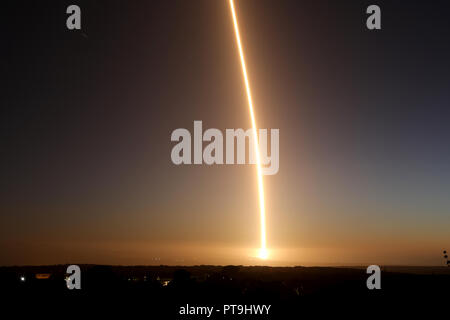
[1,0,449,266]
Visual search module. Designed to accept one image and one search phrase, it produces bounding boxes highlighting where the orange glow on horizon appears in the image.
[229,0,268,260]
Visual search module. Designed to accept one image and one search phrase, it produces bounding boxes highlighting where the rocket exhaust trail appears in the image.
[229,0,268,260]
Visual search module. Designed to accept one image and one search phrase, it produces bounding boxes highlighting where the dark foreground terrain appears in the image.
[2,265,449,317]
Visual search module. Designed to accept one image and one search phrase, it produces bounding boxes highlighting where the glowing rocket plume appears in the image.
[229,0,268,260]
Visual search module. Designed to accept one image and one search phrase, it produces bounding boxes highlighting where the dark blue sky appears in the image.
[1,0,449,265]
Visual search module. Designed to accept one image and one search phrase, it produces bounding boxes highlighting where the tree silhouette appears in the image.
[444,250,449,266]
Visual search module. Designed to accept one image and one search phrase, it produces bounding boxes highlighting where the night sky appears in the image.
[1,0,449,266]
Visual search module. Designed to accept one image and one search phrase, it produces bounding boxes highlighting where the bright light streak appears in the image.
[229,0,268,260]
